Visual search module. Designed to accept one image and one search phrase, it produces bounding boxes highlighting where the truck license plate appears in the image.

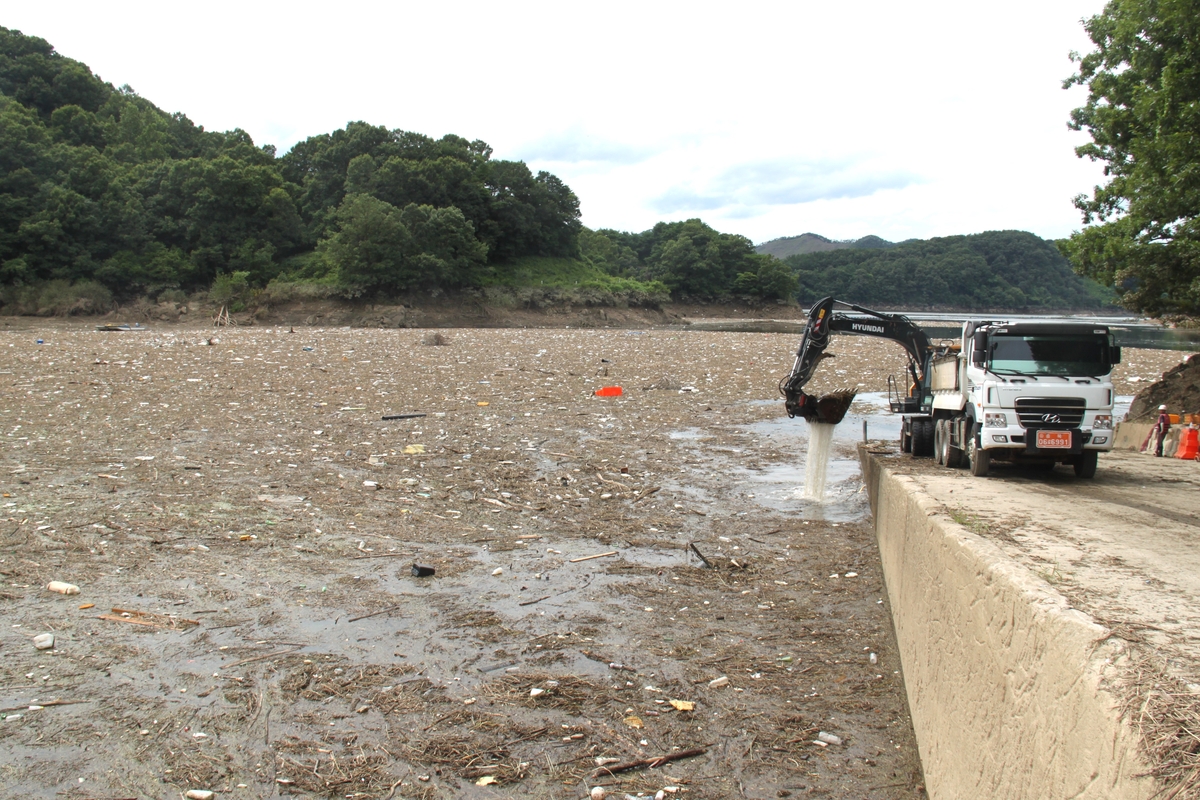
[1036,430,1072,449]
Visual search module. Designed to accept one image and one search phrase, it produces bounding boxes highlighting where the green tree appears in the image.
[579,228,640,276]
[733,256,799,301]
[95,245,189,299]
[636,219,760,298]
[1062,0,1200,314]
[319,194,487,295]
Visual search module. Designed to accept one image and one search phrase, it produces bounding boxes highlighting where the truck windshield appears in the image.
[988,334,1112,376]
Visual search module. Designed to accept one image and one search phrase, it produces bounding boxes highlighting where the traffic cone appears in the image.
[1175,427,1199,459]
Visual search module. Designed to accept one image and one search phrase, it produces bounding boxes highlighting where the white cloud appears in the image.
[6,0,1109,243]
[649,157,922,215]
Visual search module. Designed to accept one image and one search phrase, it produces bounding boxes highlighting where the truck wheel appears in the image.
[967,428,990,477]
[1074,450,1098,479]
[944,420,963,468]
[900,419,912,453]
[933,420,946,465]
[912,418,934,458]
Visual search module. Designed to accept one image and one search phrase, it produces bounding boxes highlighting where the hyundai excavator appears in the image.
[780,297,1119,477]
[780,297,935,425]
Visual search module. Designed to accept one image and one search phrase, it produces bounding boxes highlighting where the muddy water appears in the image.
[740,393,899,523]
[0,326,927,800]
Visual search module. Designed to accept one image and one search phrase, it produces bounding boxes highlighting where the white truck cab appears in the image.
[929,320,1119,477]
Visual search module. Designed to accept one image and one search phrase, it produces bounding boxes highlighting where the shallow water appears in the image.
[743,393,900,522]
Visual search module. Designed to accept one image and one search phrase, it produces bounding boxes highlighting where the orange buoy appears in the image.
[1175,427,1198,459]
[594,386,623,397]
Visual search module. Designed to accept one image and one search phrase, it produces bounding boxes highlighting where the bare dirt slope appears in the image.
[2,324,930,800]
[1127,354,1200,421]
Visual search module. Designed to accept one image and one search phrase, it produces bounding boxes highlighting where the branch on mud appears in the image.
[688,542,713,568]
[223,647,304,668]
[590,745,710,778]
[0,698,91,714]
[347,603,416,622]
[632,486,661,503]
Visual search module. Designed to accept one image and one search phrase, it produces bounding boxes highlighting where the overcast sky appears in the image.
[7,1,1109,244]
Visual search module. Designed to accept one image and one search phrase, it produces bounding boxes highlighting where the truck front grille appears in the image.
[1014,397,1085,429]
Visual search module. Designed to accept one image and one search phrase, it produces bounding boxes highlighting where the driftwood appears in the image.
[591,745,709,778]
[569,551,618,563]
[632,486,661,503]
[688,542,713,568]
[222,648,304,668]
[98,608,199,629]
[348,604,406,622]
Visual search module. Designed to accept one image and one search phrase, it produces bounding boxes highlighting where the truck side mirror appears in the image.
[971,331,987,365]
[1112,346,1121,364]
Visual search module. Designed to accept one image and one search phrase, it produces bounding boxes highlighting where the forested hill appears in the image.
[783,230,1114,310]
[0,26,1118,316]
[0,26,584,311]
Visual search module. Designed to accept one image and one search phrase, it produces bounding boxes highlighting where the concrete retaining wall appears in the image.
[859,448,1155,800]
[1113,421,1153,451]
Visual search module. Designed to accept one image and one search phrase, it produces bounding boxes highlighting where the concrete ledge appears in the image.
[1113,421,1152,451]
[859,447,1156,800]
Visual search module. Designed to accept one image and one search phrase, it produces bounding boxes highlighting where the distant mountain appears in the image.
[782,229,1116,310]
[755,233,894,259]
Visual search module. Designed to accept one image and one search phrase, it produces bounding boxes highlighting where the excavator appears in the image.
[780,296,935,426]
[780,296,1121,477]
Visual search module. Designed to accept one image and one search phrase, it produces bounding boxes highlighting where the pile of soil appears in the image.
[1127,354,1200,421]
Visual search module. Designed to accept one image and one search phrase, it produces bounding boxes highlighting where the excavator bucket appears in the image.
[792,390,857,425]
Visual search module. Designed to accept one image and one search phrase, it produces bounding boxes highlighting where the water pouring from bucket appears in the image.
[794,390,856,501]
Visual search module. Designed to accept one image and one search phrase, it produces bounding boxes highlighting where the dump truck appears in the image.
[780,297,1121,478]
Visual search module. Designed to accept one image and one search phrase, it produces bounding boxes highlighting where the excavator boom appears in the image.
[780,297,933,423]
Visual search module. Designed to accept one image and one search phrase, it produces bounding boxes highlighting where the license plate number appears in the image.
[1036,430,1072,449]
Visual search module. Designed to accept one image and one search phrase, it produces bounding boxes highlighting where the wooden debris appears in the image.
[569,551,618,563]
[97,608,199,629]
[518,595,551,606]
[591,745,709,778]
[0,699,90,714]
[688,542,713,568]
[348,603,407,622]
[632,486,661,503]
[223,647,304,668]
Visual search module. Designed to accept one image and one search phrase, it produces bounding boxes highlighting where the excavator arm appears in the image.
[780,297,933,422]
